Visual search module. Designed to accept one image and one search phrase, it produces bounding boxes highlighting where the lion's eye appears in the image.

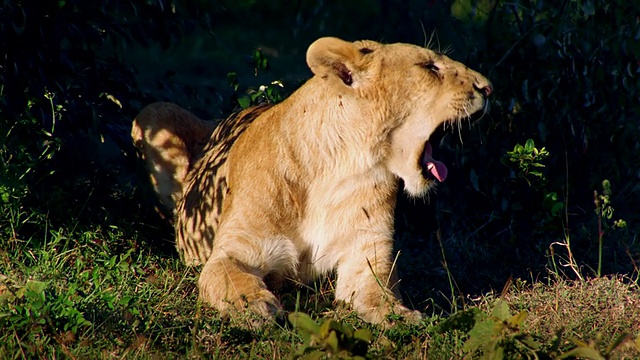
[421,62,440,73]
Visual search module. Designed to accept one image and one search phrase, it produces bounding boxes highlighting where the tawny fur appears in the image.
[132,37,492,324]
[132,102,215,211]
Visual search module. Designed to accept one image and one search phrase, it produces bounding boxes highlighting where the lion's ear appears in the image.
[306,37,363,86]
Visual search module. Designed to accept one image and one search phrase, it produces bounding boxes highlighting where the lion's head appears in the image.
[306,37,492,197]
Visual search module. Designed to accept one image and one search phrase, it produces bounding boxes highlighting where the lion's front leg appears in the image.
[198,252,282,320]
[334,236,422,324]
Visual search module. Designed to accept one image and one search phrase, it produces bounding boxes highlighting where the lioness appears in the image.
[132,37,492,324]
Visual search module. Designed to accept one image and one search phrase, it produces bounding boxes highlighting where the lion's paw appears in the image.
[240,289,284,319]
[199,271,283,322]
[390,304,423,325]
[357,301,423,326]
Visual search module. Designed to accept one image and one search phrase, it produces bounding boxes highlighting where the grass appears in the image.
[1,215,639,359]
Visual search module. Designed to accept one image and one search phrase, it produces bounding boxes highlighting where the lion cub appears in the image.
[132,37,492,324]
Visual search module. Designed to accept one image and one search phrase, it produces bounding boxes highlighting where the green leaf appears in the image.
[524,139,535,152]
[319,319,332,338]
[483,345,504,360]
[237,95,251,109]
[450,0,473,22]
[551,202,564,216]
[543,192,559,210]
[329,319,352,337]
[325,330,339,354]
[581,0,595,16]
[606,333,633,355]
[26,280,47,294]
[491,300,511,321]
[450,0,490,24]
[519,337,541,350]
[300,350,324,360]
[289,312,321,336]
[605,333,632,355]
[118,295,132,306]
[558,346,606,360]
[354,328,373,343]
[601,179,612,195]
[30,300,44,310]
[507,310,527,327]
[436,307,483,333]
[464,317,496,352]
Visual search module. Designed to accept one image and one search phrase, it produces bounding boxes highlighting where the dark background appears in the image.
[1,0,639,310]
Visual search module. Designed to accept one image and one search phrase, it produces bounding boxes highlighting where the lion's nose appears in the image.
[474,82,493,97]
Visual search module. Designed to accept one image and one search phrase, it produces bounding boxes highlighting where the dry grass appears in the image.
[504,275,640,358]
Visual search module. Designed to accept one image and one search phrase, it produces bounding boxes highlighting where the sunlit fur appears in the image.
[132,37,491,324]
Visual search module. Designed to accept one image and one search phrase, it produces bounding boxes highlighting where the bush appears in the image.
[0,0,209,235]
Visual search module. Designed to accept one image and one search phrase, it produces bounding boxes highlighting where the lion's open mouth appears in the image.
[421,142,448,182]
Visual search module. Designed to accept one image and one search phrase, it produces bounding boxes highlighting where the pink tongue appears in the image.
[422,142,448,182]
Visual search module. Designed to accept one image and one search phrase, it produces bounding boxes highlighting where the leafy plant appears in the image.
[0,0,214,237]
[504,139,565,220]
[593,180,627,277]
[460,299,639,360]
[227,49,286,109]
[0,91,63,242]
[0,280,92,338]
[289,312,373,359]
[503,139,550,187]
[463,300,542,359]
[558,333,639,360]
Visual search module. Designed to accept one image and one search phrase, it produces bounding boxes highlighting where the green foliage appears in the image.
[289,312,373,359]
[456,299,639,360]
[228,49,287,109]
[463,300,542,359]
[0,280,92,337]
[502,138,564,234]
[451,0,493,25]
[594,180,626,231]
[541,191,564,219]
[1,224,638,360]
[0,91,63,241]
[234,79,286,110]
[504,139,550,186]
[593,180,627,277]
[0,0,213,235]
[441,0,640,285]
[557,333,637,360]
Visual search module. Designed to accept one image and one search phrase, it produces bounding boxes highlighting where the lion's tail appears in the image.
[132,102,215,213]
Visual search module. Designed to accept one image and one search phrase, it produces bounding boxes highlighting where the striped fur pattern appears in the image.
[132,103,271,264]
[175,105,272,265]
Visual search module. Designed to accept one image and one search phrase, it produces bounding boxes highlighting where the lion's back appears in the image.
[175,104,273,265]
